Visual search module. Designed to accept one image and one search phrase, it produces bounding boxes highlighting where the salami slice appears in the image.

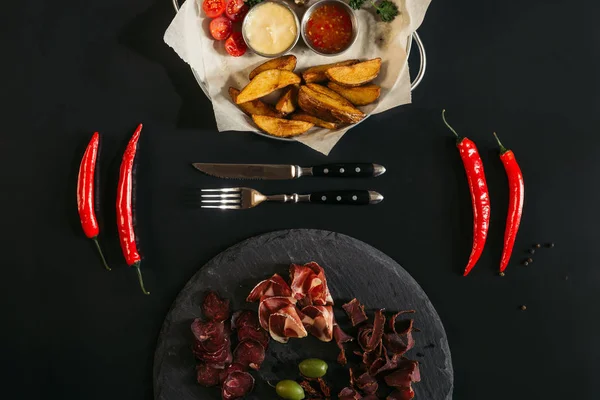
[193,336,232,367]
[218,363,246,385]
[237,324,269,349]
[202,291,230,322]
[191,320,227,352]
[196,363,220,387]
[231,310,260,330]
[222,371,255,400]
[233,339,266,370]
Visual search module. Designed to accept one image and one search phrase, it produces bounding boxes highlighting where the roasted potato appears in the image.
[325,58,382,87]
[252,115,314,137]
[297,85,365,124]
[249,55,297,80]
[229,87,281,117]
[236,70,301,104]
[306,83,354,107]
[291,112,339,130]
[326,82,381,106]
[302,60,359,83]
[275,85,299,115]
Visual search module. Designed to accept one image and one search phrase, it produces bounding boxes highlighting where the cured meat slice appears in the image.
[222,371,255,400]
[369,351,399,376]
[304,262,334,306]
[233,339,266,370]
[342,298,368,326]
[218,363,246,385]
[363,395,379,400]
[317,377,331,397]
[388,310,416,333]
[384,360,421,388]
[387,387,415,400]
[290,262,334,306]
[299,380,319,397]
[196,363,221,387]
[268,305,308,343]
[289,263,317,301]
[258,296,294,331]
[355,372,378,394]
[338,387,362,399]
[246,273,292,302]
[237,324,269,349]
[358,310,385,352]
[191,319,227,351]
[333,323,353,366]
[231,310,260,330]
[202,291,230,322]
[301,305,334,342]
[193,336,232,367]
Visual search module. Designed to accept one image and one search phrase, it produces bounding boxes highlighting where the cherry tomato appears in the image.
[202,0,226,18]
[225,32,247,57]
[225,0,249,22]
[209,16,233,41]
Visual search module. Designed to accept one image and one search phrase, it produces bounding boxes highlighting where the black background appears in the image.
[2,0,598,399]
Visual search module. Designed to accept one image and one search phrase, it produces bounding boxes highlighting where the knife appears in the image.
[192,163,386,180]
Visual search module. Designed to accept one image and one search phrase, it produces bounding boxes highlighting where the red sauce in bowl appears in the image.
[305,4,353,54]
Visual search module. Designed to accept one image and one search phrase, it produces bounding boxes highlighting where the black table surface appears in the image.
[3,0,598,399]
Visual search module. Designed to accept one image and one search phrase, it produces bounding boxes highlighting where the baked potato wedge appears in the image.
[229,87,281,117]
[306,83,354,107]
[325,58,382,87]
[249,55,297,80]
[236,70,301,104]
[302,60,359,83]
[275,85,299,115]
[326,82,381,106]
[252,115,314,137]
[291,112,340,130]
[297,85,365,124]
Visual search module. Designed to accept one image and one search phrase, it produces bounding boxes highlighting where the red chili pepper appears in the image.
[442,110,491,276]
[77,132,110,271]
[116,124,149,295]
[493,132,524,273]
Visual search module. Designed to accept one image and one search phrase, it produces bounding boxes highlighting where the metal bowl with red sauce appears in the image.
[301,0,359,56]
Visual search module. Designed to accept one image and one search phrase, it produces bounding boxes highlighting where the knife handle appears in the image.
[307,190,383,205]
[311,163,385,178]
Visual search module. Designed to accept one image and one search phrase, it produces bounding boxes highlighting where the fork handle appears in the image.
[308,190,384,205]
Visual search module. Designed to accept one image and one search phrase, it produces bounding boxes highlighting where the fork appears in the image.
[200,188,384,209]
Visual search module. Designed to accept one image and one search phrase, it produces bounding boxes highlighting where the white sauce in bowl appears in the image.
[243,2,298,56]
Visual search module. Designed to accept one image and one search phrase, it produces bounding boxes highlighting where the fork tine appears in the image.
[201,188,240,192]
[201,199,240,204]
[201,193,241,198]
[201,205,242,209]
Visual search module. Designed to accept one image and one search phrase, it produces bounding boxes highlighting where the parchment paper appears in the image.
[165,0,431,155]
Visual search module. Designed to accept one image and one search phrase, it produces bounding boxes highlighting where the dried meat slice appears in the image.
[289,263,317,302]
[299,380,320,397]
[384,360,421,388]
[222,371,255,400]
[358,310,385,352]
[202,291,230,322]
[268,305,308,343]
[246,273,293,302]
[301,305,334,342]
[355,372,378,394]
[193,336,233,367]
[342,298,368,326]
[196,363,221,387]
[191,319,227,350]
[237,324,269,349]
[388,311,416,334]
[304,262,334,305]
[258,296,295,331]
[369,351,399,376]
[231,310,260,330]
[338,387,362,399]
[218,363,246,385]
[233,339,266,370]
[317,377,331,397]
[333,323,353,365]
[386,387,415,400]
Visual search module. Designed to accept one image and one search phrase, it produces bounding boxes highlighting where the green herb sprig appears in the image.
[348,0,399,23]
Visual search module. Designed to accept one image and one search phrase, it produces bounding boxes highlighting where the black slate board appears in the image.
[154,229,453,399]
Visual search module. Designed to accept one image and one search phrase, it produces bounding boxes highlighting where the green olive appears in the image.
[298,358,328,378]
[275,380,305,400]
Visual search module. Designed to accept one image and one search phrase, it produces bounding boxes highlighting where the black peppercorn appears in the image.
[520,305,527,311]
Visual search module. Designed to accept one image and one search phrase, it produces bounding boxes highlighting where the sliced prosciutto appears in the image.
[202,291,230,322]
[246,273,292,302]
[301,305,334,342]
[258,296,295,331]
[342,298,368,326]
[268,305,308,343]
[289,262,333,306]
[221,371,255,400]
[233,339,265,370]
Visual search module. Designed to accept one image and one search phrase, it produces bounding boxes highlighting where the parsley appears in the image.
[245,0,263,7]
[372,0,399,22]
[349,0,367,10]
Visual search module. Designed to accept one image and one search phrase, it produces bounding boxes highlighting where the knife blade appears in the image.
[192,163,386,180]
